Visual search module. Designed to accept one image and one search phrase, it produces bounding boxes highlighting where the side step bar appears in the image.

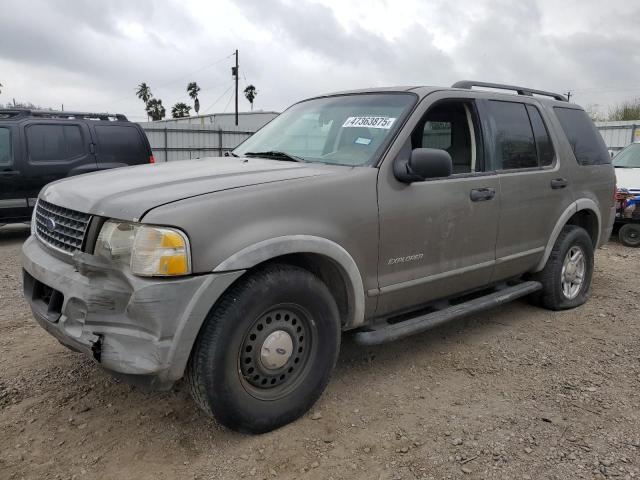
[354,281,542,346]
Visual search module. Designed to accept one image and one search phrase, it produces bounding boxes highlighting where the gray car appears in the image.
[22,81,616,433]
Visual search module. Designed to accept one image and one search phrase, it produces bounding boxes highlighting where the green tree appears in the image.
[608,98,640,121]
[171,102,191,118]
[243,85,258,111]
[136,82,153,121]
[146,98,166,121]
[187,81,201,114]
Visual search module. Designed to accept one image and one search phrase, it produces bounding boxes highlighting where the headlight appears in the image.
[95,220,191,277]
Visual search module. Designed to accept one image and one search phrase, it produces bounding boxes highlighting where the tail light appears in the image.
[149,155,155,164]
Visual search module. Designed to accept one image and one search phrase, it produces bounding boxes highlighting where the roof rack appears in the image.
[0,108,129,121]
[451,81,568,102]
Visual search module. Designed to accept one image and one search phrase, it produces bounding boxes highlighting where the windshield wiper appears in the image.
[244,151,305,162]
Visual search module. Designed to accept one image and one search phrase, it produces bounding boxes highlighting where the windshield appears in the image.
[0,127,11,167]
[613,143,640,168]
[234,93,417,166]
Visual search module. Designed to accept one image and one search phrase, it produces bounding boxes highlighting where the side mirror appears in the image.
[394,148,453,183]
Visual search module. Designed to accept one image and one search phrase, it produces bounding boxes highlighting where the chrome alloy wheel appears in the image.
[561,246,586,300]
[239,306,316,400]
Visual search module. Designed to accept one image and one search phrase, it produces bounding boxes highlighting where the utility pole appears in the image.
[231,49,239,126]
[566,91,572,102]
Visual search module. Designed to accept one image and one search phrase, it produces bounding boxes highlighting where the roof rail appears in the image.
[451,81,568,102]
[0,108,129,121]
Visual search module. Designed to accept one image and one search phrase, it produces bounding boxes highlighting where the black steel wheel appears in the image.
[619,223,640,247]
[187,263,340,433]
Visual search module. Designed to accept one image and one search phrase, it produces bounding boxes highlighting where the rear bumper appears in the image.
[22,235,244,389]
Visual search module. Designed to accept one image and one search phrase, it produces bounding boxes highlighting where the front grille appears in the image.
[35,200,91,254]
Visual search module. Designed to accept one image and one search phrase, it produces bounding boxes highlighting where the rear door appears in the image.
[22,121,97,207]
[93,123,150,169]
[478,98,575,281]
[0,124,31,221]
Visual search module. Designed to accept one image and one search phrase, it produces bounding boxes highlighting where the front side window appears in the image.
[612,143,640,168]
[27,124,84,162]
[412,100,480,174]
[234,93,417,166]
[488,101,537,170]
[554,107,610,165]
[0,127,11,167]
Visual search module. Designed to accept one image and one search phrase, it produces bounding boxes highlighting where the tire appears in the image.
[531,225,594,311]
[619,223,640,247]
[186,263,341,433]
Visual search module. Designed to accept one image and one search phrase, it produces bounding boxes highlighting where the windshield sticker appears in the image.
[354,137,372,145]
[342,116,396,129]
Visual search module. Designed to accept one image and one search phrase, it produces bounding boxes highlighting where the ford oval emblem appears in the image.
[45,217,57,232]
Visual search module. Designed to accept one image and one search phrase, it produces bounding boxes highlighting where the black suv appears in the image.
[0,109,153,224]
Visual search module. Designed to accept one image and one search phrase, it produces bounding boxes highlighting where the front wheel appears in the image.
[531,225,594,310]
[187,264,341,433]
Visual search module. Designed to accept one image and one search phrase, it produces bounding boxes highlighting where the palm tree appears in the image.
[244,85,258,111]
[171,102,191,118]
[136,82,152,121]
[146,98,166,121]
[0,82,3,95]
[187,82,201,114]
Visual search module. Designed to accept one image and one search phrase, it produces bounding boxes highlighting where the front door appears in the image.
[375,95,500,317]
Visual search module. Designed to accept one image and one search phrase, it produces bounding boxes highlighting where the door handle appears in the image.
[551,178,568,189]
[470,187,496,202]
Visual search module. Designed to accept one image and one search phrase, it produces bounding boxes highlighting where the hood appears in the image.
[41,157,343,221]
[615,167,640,194]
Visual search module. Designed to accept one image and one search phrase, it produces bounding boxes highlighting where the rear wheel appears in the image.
[531,225,594,310]
[187,264,341,433]
[619,223,640,247]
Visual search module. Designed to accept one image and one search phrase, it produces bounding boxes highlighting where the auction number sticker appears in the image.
[342,116,396,129]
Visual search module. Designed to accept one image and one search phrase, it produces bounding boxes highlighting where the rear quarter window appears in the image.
[95,125,147,164]
[554,107,610,165]
[0,127,11,166]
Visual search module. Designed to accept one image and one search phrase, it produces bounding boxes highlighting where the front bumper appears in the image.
[22,236,244,389]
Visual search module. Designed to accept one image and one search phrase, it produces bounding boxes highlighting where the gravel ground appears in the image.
[1,224,639,480]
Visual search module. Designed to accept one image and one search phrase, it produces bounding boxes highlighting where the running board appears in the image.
[354,281,542,346]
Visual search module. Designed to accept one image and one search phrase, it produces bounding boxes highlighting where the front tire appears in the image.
[531,225,594,310]
[187,264,341,433]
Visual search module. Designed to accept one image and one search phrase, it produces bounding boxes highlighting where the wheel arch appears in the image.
[213,235,366,329]
[533,199,601,272]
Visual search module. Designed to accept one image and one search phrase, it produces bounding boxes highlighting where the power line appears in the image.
[201,82,234,114]
[222,88,234,113]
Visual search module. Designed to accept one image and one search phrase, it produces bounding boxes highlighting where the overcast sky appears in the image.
[1,0,638,121]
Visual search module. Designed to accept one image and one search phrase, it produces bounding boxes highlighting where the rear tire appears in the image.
[187,264,341,433]
[531,225,594,311]
[619,223,640,247]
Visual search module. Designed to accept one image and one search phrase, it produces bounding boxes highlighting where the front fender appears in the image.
[214,235,366,328]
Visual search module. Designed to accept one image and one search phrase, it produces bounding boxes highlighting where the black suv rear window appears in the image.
[95,125,147,164]
[554,107,610,165]
[0,127,10,166]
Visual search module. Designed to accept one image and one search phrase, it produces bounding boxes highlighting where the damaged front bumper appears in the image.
[22,235,244,390]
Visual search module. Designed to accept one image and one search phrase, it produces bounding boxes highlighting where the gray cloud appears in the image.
[0,0,638,120]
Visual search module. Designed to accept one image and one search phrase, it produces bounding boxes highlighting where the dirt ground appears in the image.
[1,224,639,480]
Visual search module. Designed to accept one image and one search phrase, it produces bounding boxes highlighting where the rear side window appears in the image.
[27,124,85,162]
[488,101,538,169]
[526,105,554,166]
[554,107,610,165]
[95,125,147,164]
[0,127,11,166]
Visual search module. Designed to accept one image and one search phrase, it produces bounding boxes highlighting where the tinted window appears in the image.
[554,107,610,165]
[489,101,537,169]
[0,127,10,166]
[27,124,85,162]
[526,105,554,166]
[95,125,147,164]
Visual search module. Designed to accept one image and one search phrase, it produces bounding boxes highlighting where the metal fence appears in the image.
[139,125,255,162]
[596,121,640,154]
